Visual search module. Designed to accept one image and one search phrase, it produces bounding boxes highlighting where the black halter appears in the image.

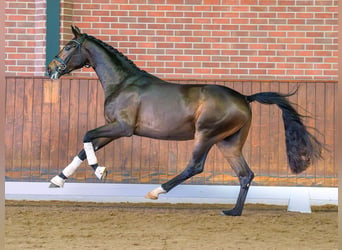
[54,34,89,73]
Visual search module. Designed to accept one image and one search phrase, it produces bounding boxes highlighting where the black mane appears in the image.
[86,34,147,74]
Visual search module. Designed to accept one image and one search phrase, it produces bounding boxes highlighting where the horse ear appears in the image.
[71,25,82,37]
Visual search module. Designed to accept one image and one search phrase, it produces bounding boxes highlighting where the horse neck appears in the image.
[84,40,133,96]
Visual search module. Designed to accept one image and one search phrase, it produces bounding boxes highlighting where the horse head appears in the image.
[47,26,90,80]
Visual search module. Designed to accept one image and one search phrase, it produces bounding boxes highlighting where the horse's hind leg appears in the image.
[145,135,212,199]
[222,153,254,216]
[216,128,254,216]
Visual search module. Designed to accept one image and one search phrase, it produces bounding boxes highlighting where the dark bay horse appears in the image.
[47,26,322,216]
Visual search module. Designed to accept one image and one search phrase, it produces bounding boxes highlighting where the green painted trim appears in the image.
[46,0,60,71]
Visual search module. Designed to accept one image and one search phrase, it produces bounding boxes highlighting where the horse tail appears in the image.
[246,91,322,174]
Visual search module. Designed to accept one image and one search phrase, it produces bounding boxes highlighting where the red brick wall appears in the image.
[5,0,46,76]
[5,0,338,80]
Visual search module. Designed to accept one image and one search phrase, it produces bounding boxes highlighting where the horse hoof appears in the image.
[221,209,242,216]
[95,166,107,181]
[49,175,65,188]
[144,192,158,200]
[49,183,61,188]
[144,186,166,200]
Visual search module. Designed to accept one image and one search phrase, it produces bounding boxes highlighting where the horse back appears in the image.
[133,79,251,140]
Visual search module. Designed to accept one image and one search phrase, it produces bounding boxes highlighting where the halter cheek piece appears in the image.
[54,34,90,73]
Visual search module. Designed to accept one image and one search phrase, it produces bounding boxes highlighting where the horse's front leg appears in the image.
[49,138,113,188]
[50,121,133,188]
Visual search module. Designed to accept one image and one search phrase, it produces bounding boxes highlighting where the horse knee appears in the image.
[83,131,94,143]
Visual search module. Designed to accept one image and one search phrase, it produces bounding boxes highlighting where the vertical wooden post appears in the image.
[0,0,5,247]
[337,1,342,246]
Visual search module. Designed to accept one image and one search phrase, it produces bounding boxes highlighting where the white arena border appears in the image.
[5,182,337,212]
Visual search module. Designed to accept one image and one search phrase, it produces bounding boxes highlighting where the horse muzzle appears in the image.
[47,66,60,80]
[47,58,66,80]
[50,70,60,80]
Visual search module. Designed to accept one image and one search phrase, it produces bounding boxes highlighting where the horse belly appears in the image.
[134,111,195,140]
[133,85,198,140]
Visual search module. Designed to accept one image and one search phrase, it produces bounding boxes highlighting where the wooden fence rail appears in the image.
[5,77,337,187]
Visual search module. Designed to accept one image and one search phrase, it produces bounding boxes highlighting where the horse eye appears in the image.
[65,46,71,51]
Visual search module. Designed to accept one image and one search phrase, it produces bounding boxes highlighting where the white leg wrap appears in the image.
[84,142,98,165]
[62,156,83,178]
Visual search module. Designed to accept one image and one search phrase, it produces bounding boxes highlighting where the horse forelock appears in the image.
[86,35,146,74]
